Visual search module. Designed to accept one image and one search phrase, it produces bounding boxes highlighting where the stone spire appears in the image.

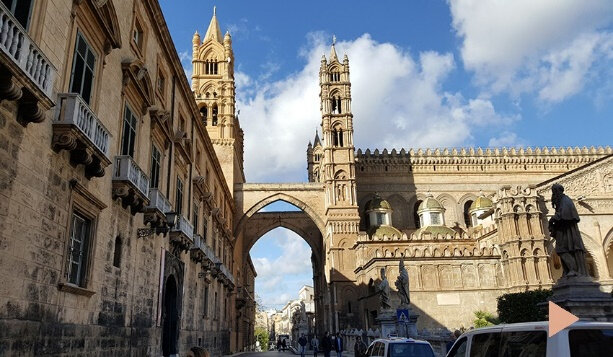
[205,6,223,43]
[313,130,321,147]
[329,35,338,62]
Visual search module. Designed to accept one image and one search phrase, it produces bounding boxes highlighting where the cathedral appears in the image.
[0,2,611,355]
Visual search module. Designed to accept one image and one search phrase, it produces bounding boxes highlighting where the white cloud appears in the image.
[252,230,313,307]
[237,33,517,182]
[488,132,526,147]
[449,0,613,102]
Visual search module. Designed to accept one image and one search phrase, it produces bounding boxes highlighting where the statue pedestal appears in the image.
[376,309,397,338]
[546,276,613,321]
[396,306,419,338]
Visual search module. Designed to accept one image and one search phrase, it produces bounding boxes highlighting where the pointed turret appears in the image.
[330,37,338,62]
[205,6,223,43]
[313,130,322,147]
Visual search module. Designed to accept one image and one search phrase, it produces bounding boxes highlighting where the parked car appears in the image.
[366,337,435,357]
[446,321,613,357]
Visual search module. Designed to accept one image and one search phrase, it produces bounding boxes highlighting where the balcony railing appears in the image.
[146,188,171,215]
[0,2,55,99]
[113,155,149,197]
[54,93,111,158]
[219,263,235,286]
[170,214,194,242]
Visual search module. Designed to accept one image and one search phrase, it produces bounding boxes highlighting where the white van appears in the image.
[446,321,613,357]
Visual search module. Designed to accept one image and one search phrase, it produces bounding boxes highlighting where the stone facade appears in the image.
[0,1,251,356]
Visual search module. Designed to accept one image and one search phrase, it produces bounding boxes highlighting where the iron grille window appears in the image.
[203,285,209,317]
[175,177,183,215]
[69,32,97,105]
[193,204,199,235]
[2,0,33,29]
[67,212,91,286]
[121,104,138,157]
[150,145,161,188]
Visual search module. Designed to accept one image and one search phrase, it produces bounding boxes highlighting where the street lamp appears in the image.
[137,211,178,238]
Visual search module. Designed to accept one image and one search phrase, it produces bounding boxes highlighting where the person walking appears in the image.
[282,338,287,352]
[277,337,282,352]
[299,333,308,357]
[354,336,367,357]
[446,330,462,353]
[334,332,344,357]
[321,331,332,357]
[311,335,320,357]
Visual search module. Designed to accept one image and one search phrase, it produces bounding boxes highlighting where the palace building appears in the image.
[0,2,612,356]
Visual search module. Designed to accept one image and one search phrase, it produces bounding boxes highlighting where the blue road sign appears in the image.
[397,309,409,323]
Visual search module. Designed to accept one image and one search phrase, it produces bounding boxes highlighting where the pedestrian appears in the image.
[333,332,343,357]
[311,335,320,357]
[321,331,332,357]
[299,333,308,357]
[446,330,462,353]
[278,337,282,352]
[282,338,287,352]
[354,336,367,357]
[187,346,209,357]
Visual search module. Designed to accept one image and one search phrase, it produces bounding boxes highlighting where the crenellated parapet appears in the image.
[355,146,612,173]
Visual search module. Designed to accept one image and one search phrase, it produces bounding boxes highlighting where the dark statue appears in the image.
[395,256,410,306]
[548,183,588,278]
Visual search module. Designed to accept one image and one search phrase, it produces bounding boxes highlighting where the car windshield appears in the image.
[388,342,435,357]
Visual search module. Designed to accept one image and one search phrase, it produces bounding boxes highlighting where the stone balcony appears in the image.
[0,2,56,125]
[52,93,111,178]
[218,263,235,289]
[169,214,194,251]
[112,155,150,213]
[191,234,218,270]
[143,188,171,228]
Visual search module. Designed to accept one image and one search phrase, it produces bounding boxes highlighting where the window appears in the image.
[388,343,434,357]
[376,212,384,226]
[202,220,207,242]
[3,0,34,29]
[214,291,218,319]
[120,104,138,157]
[430,212,441,225]
[203,285,209,317]
[69,32,97,105]
[175,177,184,215]
[446,337,466,357]
[193,204,199,235]
[212,104,218,126]
[157,70,166,96]
[132,19,144,51]
[112,236,122,268]
[469,333,500,357]
[67,212,92,286]
[179,116,186,133]
[200,105,207,125]
[332,128,343,147]
[205,59,218,75]
[569,328,613,357]
[150,145,161,189]
[464,200,473,227]
[331,97,342,114]
[499,331,546,357]
[414,200,422,229]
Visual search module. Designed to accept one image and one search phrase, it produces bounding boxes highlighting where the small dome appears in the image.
[415,225,457,237]
[417,195,444,213]
[368,225,402,238]
[366,194,391,211]
[469,195,493,212]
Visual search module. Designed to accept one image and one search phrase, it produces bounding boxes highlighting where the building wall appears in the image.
[0,0,245,355]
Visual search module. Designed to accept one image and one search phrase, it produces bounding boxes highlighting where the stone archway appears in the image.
[162,275,179,356]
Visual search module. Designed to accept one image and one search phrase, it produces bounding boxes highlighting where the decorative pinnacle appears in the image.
[214,6,216,16]
[332,34,336,45]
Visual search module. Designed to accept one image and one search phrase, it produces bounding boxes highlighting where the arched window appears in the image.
[113,236,122,268]
[332,127,343,147]
[212,104,218,126]
[205,59,218,75]
[200,105,207,126]
[585,251,598,278]
[413,200,422,229]
[464,200,473,227]
[330,97,342,114]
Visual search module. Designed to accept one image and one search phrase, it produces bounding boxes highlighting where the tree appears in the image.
[473,310,499,328]
[255,326,270,351]
[497,289,552,323]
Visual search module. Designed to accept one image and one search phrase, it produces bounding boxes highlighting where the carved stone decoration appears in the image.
[377,267,391,311]
[121,59,154,114]
[112,185,145,215]
[0,73,22,101]
[18,100,46,125]
[395,256,410,306]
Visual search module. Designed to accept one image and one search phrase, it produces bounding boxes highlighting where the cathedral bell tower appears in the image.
[319,39,360,303]
[192,8,245,192]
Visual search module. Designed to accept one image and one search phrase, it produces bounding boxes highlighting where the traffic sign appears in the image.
[397,309,409,323]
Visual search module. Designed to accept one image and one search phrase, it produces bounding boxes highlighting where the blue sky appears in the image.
[160,0,613,309]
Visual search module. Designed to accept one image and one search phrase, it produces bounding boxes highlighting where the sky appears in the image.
[159,0,613,309]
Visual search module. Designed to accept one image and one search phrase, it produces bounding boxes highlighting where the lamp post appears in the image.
[137,211,178,238]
